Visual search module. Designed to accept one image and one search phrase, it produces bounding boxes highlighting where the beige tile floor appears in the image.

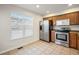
[2,40,79,55]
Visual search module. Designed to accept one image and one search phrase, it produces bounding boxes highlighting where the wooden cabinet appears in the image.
[43,17,53,20]
[70,31,79,49]
[67,12,79,25]
[69,32,77,49]
[77,33,79,50]
[44,11,79,25]
[56,14,68,20]
[51,31,55,42]
[52,11,79,25]
[52,16,57,25]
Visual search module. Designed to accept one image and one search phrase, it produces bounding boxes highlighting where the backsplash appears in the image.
[70,25,79,30]
[53,25,79,31]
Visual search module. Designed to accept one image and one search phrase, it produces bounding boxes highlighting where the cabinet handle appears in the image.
[77,33,79,38]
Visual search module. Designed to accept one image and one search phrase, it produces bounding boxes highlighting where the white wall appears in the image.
[0,5,42,54]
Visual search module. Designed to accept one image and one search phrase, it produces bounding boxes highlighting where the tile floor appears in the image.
[2,40,79,55]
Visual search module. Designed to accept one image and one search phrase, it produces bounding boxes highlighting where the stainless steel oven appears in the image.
[55,30,69,47]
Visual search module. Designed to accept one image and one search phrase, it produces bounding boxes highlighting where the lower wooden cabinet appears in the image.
[77,33,79,50]
[51,31,55,42]
[69,32,77,49]
[69,31,79,49]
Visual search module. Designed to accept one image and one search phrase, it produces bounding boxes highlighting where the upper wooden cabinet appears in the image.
[43,17,53,20]
[67,12,79,25]
[52,16,57,25]
[44,11,79,25]
[52,11,79,25]
[56,14,68,20]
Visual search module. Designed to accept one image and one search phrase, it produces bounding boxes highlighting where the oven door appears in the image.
[56,32,68,41]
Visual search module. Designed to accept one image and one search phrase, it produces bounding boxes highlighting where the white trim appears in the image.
[0,39,38,54]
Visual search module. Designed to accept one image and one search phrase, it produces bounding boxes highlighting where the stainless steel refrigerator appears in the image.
[40,20,52,42]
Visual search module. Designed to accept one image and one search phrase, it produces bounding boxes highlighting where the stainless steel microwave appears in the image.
[56,19,70,25]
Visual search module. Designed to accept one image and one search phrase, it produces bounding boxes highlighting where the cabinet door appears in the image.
[77,33,79,50]
[51,31,55,42]
[57,14,68,20]
[67,12,79,25]
[52,16,57,25]
[69,32,77,49]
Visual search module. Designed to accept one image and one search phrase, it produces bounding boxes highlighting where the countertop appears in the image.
[70,30,79,32]
[51,30,79,32]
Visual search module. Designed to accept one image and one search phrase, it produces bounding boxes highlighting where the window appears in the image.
[10,12,33,40]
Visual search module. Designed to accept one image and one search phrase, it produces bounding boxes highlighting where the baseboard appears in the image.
[0,39,38,54]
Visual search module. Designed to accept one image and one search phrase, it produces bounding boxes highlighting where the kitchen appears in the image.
[40,11,79,50]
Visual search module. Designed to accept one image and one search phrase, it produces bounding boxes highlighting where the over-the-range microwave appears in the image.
[56,19,70,26]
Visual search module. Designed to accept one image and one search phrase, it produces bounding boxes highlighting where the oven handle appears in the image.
[55,32,69,35]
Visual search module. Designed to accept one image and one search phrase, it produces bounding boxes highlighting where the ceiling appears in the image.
[16,4,79,16]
